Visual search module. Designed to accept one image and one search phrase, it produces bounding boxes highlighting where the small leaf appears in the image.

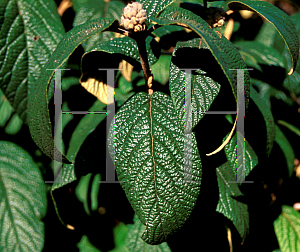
[126,215,172,251]
[0,141,47,252]
[28,18,117,164]
[274,205,300,252]
[169,38,221,129]
[151,54,172,85]
[152,6,250,106]
[77,235,102,252]
[250,85,276,157]
[87,36,160,66]
[0,0,65,123]
[216,162,249,240]
[275,125,295,177]
[228,0,299,74]
[107,92,202,244]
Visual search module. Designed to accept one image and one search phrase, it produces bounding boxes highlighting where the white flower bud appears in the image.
[121,2,147,32]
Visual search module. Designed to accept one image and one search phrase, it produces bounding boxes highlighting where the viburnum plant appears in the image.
[1,0,300,251]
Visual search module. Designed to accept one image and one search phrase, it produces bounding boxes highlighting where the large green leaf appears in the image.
[107,91,202,245]
[0,0,65,123]
[224,133,258,182]
[126,215,172,251]
[73,0,125,51]
[169,38,221,129]
[275,125,295,177]
[137,0,175,19]
[228,0,299,74]
[216,162,249,240]
[250,85,276,157]
[151,6,250,106]
[0,141,47,252]
[28,18,117,164]
[87,36,160,66]
[274,205,300,252]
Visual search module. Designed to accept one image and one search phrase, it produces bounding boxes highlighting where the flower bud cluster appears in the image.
[121,2,147,32]
[206,7,226,28]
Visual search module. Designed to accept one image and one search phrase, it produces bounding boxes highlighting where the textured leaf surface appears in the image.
[138,0,175,19]
[152,6,250,105]
[107,91,202,244]
[0,141,47,252]
[250,85,276,157]
[275,125,295,177]
[28,18,117,164]
[0,0,65,123]
[228,0,299,74]
[274,205,300,252]
[216,162,249,240]
[73,0,125,51]
[88,36,160,66]
[224,133,258,182]
[169,38,221,129]
[126,215,172,251]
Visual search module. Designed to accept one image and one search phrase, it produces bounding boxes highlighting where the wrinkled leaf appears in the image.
[228,0,299,74]
[107,91,202,244]
[169,38,221,129]
[274,205,300,252]
[0,0,65,123]
[138,0,175,20]
[28,18,117,164]
[216,162,249,240]
[224,133,258,182]
[0,141,47,252]
[152,6,250,106]
[126,215,172,251]
[87,36,160,66]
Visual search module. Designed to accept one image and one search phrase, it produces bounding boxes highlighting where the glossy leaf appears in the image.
[250,85,276,157]
[0,141,47,252]
[274,205,300,252]
[224,133,258,182]
[73,0,125,51]
[228,0,299,74]
[216,162,249,240]
[169,38,221,129]
[28,18,117,164]
[235,41,285,71]
[107,91,202,244]
[251,79,294,108]
[275,125,295,177]
[152,6,250,105]
[126,215,172,251]
[0,0,65,123]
